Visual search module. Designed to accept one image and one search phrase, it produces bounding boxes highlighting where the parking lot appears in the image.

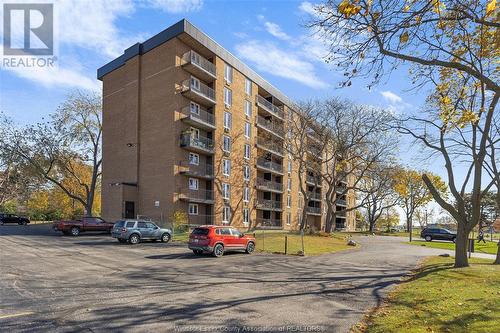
[0,223,473,332]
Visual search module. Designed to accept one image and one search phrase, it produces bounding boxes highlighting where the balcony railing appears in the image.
[181,105,215,127]
[256,95,285,119]
[187,214,215,225]
[256,158,283,173]
[336,198,347,206]
[180,133,214,153]
[308,144,322,157]
[182,50,216,77]
[256,178,283,192]
[256,199,282,210]
[256,115,284,137]
[182,78,216,103]
[256,137,284,156]
[307,129,321,142]
[306,206,321,215]
[307,191,322,200]
[179,160,214,178]
[180,188,214,202]
[306,174,322,185]
[256,218,282,228]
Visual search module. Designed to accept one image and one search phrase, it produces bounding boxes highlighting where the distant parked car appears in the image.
[111,220,172,244]
[420,228,456,243]
[188,225,256,257]
[0,213,30,225]
[53,217,114,236]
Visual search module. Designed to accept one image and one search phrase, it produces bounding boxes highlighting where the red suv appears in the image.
[188,225,256,257]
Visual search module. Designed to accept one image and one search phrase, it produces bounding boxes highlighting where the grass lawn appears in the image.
[354,257,500,333]
[172,229,356,256]
[252,231,355,255]
[407,240,498,255]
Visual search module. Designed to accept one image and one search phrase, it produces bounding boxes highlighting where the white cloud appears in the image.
[5,66,100,91]
[299,2,318,16]
[145,0,203,13]
[235,40,329,89]
[381,90,403,104]
[264,22,291,41]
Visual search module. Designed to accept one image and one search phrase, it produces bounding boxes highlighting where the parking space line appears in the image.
[0,311,34,319]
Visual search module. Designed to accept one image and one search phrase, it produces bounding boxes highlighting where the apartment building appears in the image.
[97,19,355,231]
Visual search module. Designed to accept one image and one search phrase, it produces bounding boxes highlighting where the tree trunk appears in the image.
[454,225,469,268]
[494,241,500,265]
[368,219,375,233]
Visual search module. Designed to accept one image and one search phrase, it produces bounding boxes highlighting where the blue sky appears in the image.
[1,0,454,205]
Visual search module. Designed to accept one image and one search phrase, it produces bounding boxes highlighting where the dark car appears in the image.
[420,228,456,243]
[0,213,30,225]
[53,217,114,236]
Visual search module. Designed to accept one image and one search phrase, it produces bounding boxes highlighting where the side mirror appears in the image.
[155,226,159,230]
[239,234,245,238]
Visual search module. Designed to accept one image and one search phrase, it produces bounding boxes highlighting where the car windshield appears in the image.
[114,221,125,228]
[192,228,209,236]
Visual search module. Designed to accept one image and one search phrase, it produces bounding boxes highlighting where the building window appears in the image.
[287,159,292,173]
[190,127,200,139]
[243,186,250,202]
[188,203,198,215]
[223,135,231,152]
[189,178,199,190]
[222,183,231,200]
[287,212,291,225]
[244,144,250,160]
[243,208,249,224]
[243,165,250,181]
[224,64,233,83]
[245,100,252,117]
[190,102,200,115]
[224,87,232,107]
[287,195,291,208]
[287,178,291,192]
[244,122,251,139]
[191,76,200,90]
[223,111,232,130]
[189,153,199,165]
[298,193,303,209]
[223,159,231,176]
[222,205,231,223]
[245,78,252,96]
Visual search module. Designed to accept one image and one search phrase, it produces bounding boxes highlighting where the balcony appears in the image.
[256,178,283,193]
[307,129,321,143]
[256,95,285,120]
[181,77,216,106]
[256,158,283,175]
[179,160,214,180]
[307,144,323,159]
[180,105,215,131]
[306,206,321,215]
[180,133,214,155]
[256,137,284,157]
[307,191,322,201]
[336,198,347,206]
[256,115,284,138]
[306,174,322,187]
[179,188,214,204]
[181,50,216,82]
[187,214,215,225]
[256,218,283,229]
[255,199,282,211]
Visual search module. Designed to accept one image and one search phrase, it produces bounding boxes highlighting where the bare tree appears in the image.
[0,91,102,216]
[308,1,499,267]
[359,164,400,232]
[320,99,398,232]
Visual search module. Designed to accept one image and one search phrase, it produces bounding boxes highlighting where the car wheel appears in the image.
[193,249,203,255]
[161,233,171,243]
[425,235,432,242]
[70,227,80,236]
[129,234,140,245]
[0,221,3,226]
[452,237,456,243]
[245,241,255,254]
[212,243,224,257]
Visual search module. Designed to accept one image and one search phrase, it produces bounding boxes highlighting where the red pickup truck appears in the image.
[53,217,114,236]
